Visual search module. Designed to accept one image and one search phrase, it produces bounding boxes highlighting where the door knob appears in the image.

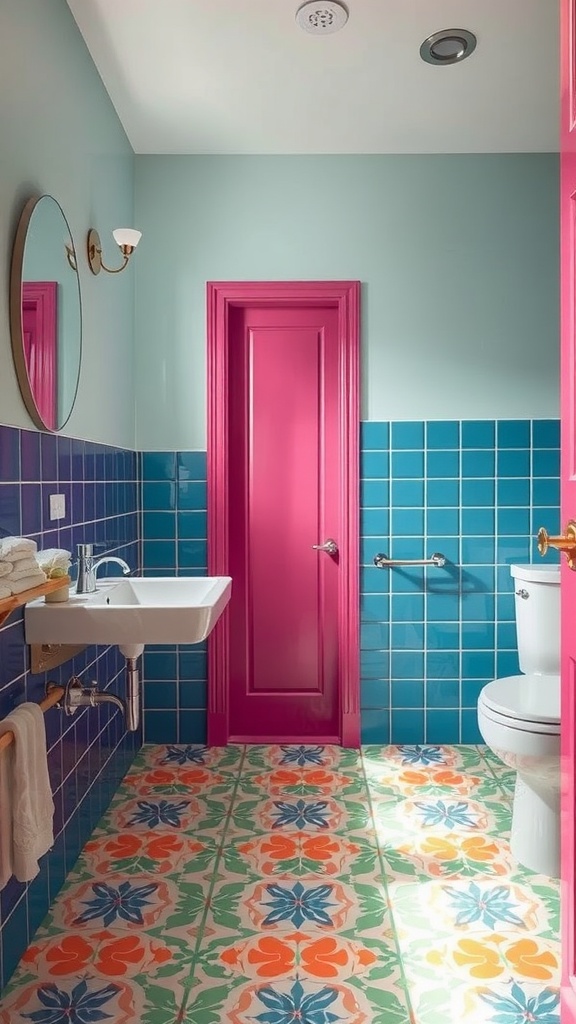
[312,538,338,555]
[537,520,576,569]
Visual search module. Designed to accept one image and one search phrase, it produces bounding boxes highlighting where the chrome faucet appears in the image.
[76,543,131,594]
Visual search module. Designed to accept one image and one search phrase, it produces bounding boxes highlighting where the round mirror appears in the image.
[10,195,82,431]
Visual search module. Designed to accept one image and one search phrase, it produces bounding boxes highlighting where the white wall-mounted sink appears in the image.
[25,576,232,653]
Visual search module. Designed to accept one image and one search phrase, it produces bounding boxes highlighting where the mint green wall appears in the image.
[134,155,559,451]
[0,0,136,448]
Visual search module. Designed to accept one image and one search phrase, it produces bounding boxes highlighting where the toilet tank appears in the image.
[510,563,561,675]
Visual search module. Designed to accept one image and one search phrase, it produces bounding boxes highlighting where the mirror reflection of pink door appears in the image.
[21,281,57,431]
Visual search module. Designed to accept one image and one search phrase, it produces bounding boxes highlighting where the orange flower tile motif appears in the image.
[121,766,228,795]
[232,831,367,877]
[21,930,175,979]
[247,767,357,797]
[426,934,559,985]
[389,766,486,797]
[387,832,514,880]
[217,932,378,983]
[80,832,207,875]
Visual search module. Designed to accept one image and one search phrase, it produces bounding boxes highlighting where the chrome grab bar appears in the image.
[374,552,446,568]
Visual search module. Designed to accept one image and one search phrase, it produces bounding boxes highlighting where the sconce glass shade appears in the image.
[112,228,142,249]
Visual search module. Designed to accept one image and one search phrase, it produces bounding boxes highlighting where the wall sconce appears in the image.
[87,227,142,275]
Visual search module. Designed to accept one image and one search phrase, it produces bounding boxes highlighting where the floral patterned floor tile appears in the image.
[363,743,495,776]
[243,744,362,772]
[371,793,511,845]
[119,764,238,798]
[220,829,380,880]
[38,874,185,935]
[388,876,559,941]
[95,793,232,836]
[0,744,561,1024]
[0,925,194,1003]
[236,765,365,799]
[406,978,560,1024]
[204,872,391,938]
[182,970,412,1024]
[69,830,220,880]
[364,762,511,804]
[0,968,192,1024]
[192,929,405,989]
[134,742,244,772]
[226,794,373,838]
[379,829,518,883]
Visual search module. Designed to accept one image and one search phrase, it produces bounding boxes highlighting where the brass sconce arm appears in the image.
[87,227,142,276]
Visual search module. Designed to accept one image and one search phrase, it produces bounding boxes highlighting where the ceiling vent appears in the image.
[296,1,349,35]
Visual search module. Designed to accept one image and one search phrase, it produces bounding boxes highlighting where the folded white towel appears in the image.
[0,537,37,561]
[0,584,11,600]
[36,549,72,574]
[0,704,54,887]
[7,574,47,595]
[6,560,39,581]
[0,562,13,578]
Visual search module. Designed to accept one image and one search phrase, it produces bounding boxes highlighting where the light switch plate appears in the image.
[49,493,66,521]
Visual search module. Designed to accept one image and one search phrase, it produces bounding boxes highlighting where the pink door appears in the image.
[207,281,360,746]
[561,2,576,1018]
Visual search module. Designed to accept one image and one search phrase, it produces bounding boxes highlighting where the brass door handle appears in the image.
[537,520,576,568]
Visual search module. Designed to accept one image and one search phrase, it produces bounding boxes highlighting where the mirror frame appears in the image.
[10,194,82,432]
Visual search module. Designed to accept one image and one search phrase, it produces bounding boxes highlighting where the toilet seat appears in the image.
[479,675,560,735]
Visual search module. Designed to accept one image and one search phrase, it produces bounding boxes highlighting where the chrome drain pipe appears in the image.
[125,656,140,732]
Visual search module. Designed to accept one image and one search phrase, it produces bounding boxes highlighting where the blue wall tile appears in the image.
[0,426,140,991]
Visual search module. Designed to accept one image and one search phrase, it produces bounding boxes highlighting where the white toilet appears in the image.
[477,562,561,877]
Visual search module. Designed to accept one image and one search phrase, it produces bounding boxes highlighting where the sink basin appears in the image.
[25,576,232,650]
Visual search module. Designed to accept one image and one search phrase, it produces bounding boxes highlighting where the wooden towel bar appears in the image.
[0,684,65,754]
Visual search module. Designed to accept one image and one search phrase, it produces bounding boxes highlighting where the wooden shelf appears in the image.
[0,576,71,628]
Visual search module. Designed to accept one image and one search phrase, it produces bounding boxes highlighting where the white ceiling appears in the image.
[66,0,559,155]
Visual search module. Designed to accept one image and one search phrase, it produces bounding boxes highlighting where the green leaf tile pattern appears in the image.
[0,743,560,1024]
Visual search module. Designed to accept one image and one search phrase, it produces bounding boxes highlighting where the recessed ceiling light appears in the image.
[420,28,477,66]
[296,1,349,35]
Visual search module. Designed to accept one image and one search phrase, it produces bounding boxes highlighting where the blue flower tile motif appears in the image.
[442,883,525,929]
[261,882,336,927]
[398,744,446,766]
[128,799,190,828]
[480,983,559,1023]
[159,744,209,765]
[414,800,480,829]
[73,880,158,927]
[22,980,121,1023]
[279,745,326,766]
[255,980,342,1024]
[271,800,331,830]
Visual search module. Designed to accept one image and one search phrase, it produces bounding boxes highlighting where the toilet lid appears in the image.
[479,675,560,727]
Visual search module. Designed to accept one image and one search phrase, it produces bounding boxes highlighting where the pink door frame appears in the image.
[560,1,576,1018]
[206,280,360,747]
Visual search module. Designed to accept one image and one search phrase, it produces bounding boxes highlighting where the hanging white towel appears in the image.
[0,704,54,887]
[0,537,37,561]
